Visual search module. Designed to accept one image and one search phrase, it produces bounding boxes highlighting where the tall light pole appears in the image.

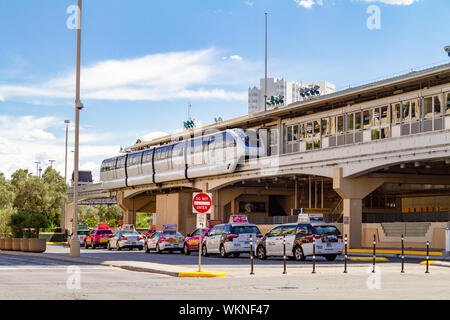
[64,120,70,184]
[70,0,83,257]
[264,12,268,112]
[49,160,55,168]
[34,161,40,176]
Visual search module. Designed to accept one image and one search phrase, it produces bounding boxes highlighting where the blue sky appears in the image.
[0,0,449,180]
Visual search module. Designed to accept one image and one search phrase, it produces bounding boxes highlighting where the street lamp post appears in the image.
[70,0,83,257]
[49,160,55,168]
[34,161,40,177]
[64,120,70,184]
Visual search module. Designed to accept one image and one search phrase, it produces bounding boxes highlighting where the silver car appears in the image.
[107,230,145,251]
[144,230,184,253]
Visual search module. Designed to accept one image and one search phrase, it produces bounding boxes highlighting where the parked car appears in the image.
[183,227,212,255]
[107,230,145,251]
[201,222,262,258]
[255,222,342,261]
[84,224,113,249]
[144,230,185,253]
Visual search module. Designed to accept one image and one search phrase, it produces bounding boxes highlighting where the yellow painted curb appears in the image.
[178,271,227,278]
[348,249,442,256]
[47,242,68,245]
[348,257,389,262]
[419,260,438,265]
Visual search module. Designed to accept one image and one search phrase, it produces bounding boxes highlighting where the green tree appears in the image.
[0,173,14,209]
[0,207,16,237]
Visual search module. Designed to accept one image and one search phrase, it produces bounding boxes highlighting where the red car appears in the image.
[84,223,113,249]
[183,227,212,255]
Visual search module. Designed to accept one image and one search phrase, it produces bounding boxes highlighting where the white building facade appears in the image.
[248,78,336,114]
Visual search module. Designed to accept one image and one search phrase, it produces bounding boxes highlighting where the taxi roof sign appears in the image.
[97,223,110,229]
[229,215,249,224]
[163,224,177,231]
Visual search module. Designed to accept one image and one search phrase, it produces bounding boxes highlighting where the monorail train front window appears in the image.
[225,133,236,147]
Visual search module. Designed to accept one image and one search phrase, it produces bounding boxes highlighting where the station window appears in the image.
[321,118,329,135]
[380,106,389,125]
[371,108,381,127]
[392,104,401,124]
[287,124,299,142]
[446,93,450,114]
[330,117,336,135]
[434,95,442,115]
[313,120,320,136]
[402,101,410,121]
[355,112,362,130]
[269,128,278,155]
[411,100,419,121]
[300,123,306,139]
[424,97,433,118]
[337,116,344,133]
[306,122,313,136]
[348,113,354,131]
[363,110,371,129]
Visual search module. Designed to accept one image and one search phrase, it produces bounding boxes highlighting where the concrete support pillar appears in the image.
[333,167,384,249]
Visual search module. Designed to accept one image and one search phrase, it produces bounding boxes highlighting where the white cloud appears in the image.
[0,48,253,103]
[243,1,254,6]
[294,0,323,8]
[229,55,244,62]
[0,115,119,182]
[359,0,418,4]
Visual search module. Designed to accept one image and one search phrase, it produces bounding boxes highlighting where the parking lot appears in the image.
[1,246,449,300]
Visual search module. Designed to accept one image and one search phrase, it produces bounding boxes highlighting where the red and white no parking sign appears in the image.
[192,192,212,214]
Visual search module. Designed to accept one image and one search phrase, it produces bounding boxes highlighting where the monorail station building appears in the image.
[67,63,450,250]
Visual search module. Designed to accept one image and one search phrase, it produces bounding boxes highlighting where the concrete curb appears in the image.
[347,251,450,261]
[0,250,226,278]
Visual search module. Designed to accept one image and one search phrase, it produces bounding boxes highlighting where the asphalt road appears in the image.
[1,247,449,300]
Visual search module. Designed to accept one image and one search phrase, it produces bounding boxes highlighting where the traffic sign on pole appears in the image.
[196,213,207,229]
[193,192,212,214]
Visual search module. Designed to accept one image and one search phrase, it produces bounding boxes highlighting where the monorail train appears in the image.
[100,129,266,190]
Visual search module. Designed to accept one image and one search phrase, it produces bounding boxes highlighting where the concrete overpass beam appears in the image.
[333,167,385,249]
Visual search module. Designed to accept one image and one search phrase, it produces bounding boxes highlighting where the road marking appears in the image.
[348,257,389,262]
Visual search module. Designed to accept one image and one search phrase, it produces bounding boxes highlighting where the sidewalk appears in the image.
[0,250,226,278]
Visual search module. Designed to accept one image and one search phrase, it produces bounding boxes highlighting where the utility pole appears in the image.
[49,160,55,168]
[70,0,83,257]
[264,12,268,112]
[64,120,70,184]
[34,161,40,177]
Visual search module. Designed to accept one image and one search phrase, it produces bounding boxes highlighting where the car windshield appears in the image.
[97,230,112,235]
[313,225,340,235]
[77,230,90,235]
[123,231,140,236]
[162,230,177,237]
[231,226,260,234]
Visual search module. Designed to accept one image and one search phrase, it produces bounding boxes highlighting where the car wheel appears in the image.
[220,245,228,258]
[107,242,112,251]
[201,244,208,257]
[232,252,240,258]
[92,243,96,249]
[156,244,162,254]
[257,245,267,260]
[117,242,122,251]
[183,244,190,255]
[293,246,306,261]
[138,246,143,251]
[144,243,150,253]
[325,254,337,261]
[84,241,88,249]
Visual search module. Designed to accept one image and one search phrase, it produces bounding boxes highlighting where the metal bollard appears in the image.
[372,234,376,273]
[283,235,287,275]
[250,235,254,275]
[344,234,348,274]
[401,234,405,273]
[425,241,430,274]
[312,237,316,274]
